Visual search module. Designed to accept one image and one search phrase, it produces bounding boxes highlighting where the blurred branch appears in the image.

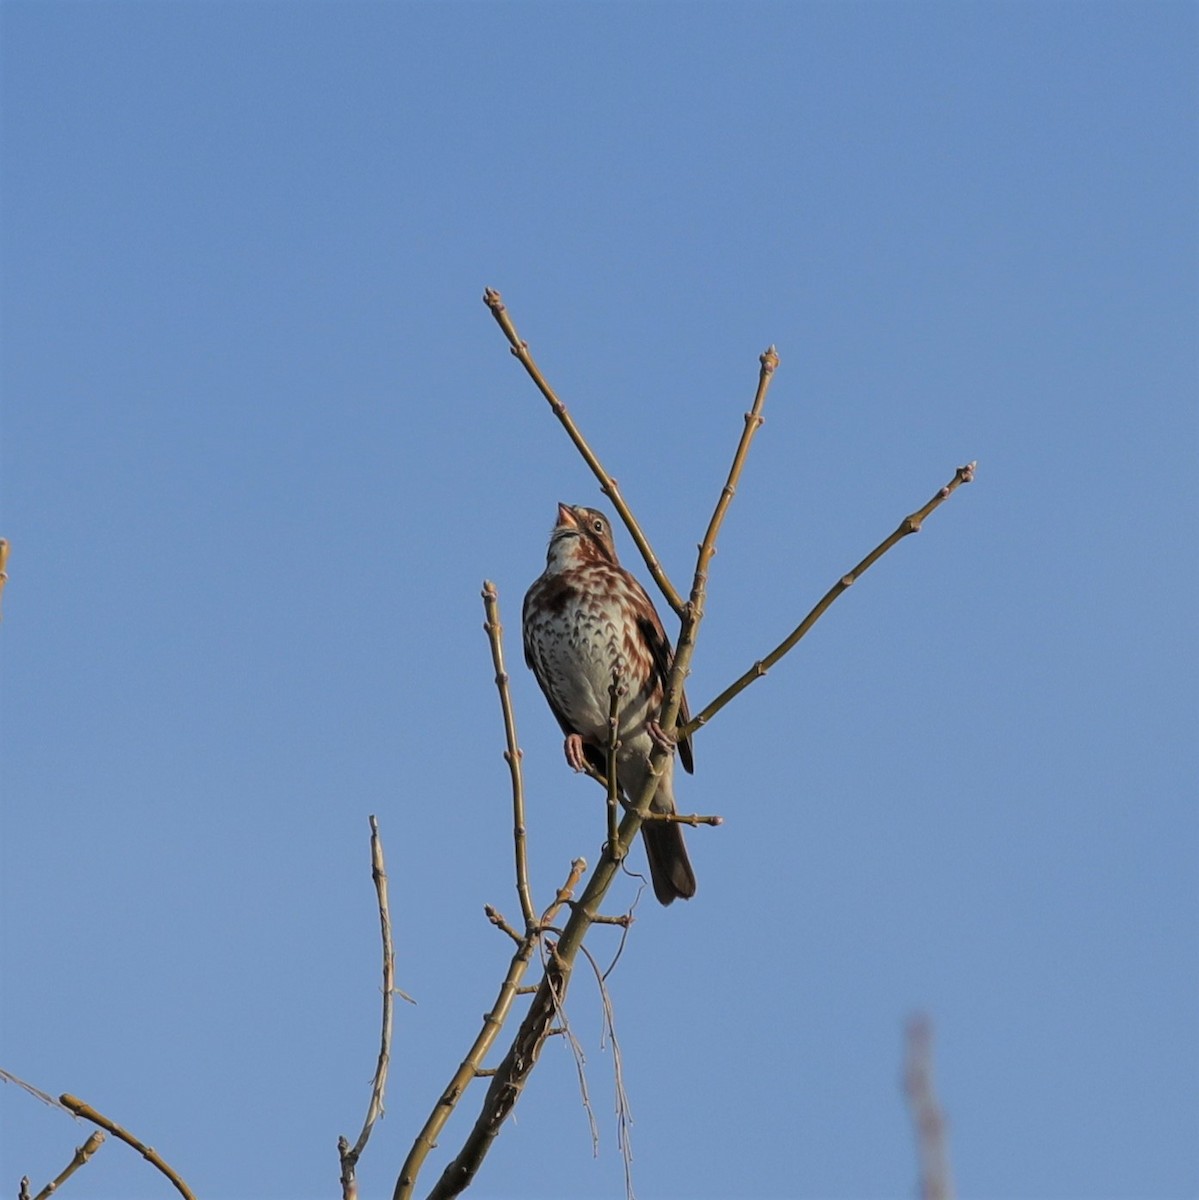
[0,538,9,619]
[339,815,403,1200]
[58,1094,195,1200]
[482,582,537,927]
[31,1131,105,1200]
[482,288,685,617]
[904,1015,955,1200]
[682,462,976,738]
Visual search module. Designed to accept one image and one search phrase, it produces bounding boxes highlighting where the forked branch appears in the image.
[681,462,976,738]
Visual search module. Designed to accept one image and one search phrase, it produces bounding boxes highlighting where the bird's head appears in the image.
[545,503,619,569]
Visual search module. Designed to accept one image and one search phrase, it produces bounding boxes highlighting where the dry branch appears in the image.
[681,462,976,738]
[58,1094,195,1200]
[339,814,400,1200]
[483,288,685,617]
[30,1131,105,1200]
[481,582,537,928]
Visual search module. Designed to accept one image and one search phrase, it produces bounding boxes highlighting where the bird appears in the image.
[522,503,696,905]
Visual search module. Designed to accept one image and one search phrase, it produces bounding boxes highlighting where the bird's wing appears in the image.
[634,591,695,776]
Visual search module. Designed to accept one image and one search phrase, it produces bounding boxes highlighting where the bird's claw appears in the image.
[647,720,677,755]
[564,733,588,773]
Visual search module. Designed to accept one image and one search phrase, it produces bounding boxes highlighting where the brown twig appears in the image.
[58,1095,195,1200]
[30,1131,105,1200]
[658,346,780,771]
[394,858,588,1200]
[691,346,778,624]
[482,581,537,927]
[0,538,9,620]
[484,905,524,944]
[338,815,401,1200]
[482,288,685,617]
[605,672,624,858]
[904,1015,955,1200]
[641,811,723,827]
[681,462,977,738]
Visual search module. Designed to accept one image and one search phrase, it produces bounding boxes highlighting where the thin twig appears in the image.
[393,858,587,1200]
[0,1069,68,1110]
[31,1131,105,1200]
[579,943,636,1200]
[338,814,400,1200]
[482,288,685,617]
[0,538,9,620]
[484,905,524,944]
[540,938,600,1157]
[681,462,977,738]
[904,1015,955,1200]
[691,345,778,624]
[58,1095,195,1200]
[482,581,537,927]
[640,811,723,827]
[659,346,780,764]
[605,672,624,858]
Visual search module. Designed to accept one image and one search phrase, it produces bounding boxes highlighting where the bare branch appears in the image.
[0,538,9,620]
[904,1015,955,1200]
[31,1131,105,1200]
[481,581,537,927]
[682,462,976,738]
[641,811,723,827]
[339,815,400,1200]
[691,345,779,623]
[393,858,587,1200]
[484,905,523,945]
[482,288,685,617]
[58,1094,195,1200]
[605,672,624,858]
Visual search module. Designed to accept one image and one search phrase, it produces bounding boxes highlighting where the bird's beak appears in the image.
[555,502,579,529]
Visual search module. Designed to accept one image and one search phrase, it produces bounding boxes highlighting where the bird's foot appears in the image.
[647,720,677,755]
[563,733,589,773]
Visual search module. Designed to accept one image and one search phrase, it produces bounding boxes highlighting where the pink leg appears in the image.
[647,720,677,755]
[563,733,588,772]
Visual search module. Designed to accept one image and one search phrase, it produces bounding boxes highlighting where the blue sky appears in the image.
[2,3,1195,1199]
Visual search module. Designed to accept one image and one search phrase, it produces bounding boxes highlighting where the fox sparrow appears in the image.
[523,503,696,905]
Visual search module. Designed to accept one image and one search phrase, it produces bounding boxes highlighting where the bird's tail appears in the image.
[641,821,697,905]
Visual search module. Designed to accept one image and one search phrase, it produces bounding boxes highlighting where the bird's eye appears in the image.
[592,519,604,533]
